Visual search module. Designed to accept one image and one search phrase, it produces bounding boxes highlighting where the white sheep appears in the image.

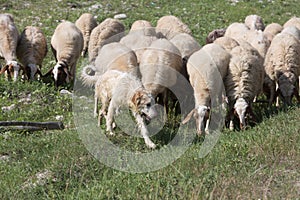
[213,36,240,52]
[129,19,156,36]
[88,18,125,63]
[156,15,192,39]
[281,26,300,40]
[0,13,23,81]
[139,38,182,110]
[244,14,265,31]
[45,21,83,87]
[264,32,300,106]
[120,27,158,65]
[224,41,264,130]
[16,26,48,80]
[81,42,139,87]
[182,43,231,135]
[75,13,98,57]
[263,22,283,42]
[224,22,250,41]
[283,16,300,30]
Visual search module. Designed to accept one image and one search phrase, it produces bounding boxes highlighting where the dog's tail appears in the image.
[80,64,100,87]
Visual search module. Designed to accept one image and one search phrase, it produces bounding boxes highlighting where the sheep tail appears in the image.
[80,64,99,87]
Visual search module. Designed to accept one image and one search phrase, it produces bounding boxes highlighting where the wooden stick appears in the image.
[0,121,64,131]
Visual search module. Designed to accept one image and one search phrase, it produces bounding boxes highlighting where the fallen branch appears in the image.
[0,121,64,131]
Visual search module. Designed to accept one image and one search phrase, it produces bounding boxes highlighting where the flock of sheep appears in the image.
[0,12,299,148]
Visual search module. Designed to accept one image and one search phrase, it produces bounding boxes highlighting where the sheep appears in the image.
[75,13,98,57]
[129,19,156,36]
[182,43,231,135]
[95,69,158,148]
[283,16,300,30]
[88,18,125,63]
[156,15,192,39]
[264,32,300,106]
[281,26,300,40]
[213,36,240,52]
[81,42,139,87]
[225,22,270,58]
[0,13,23,81]
[139,38,182,111]
[120,26,158,65]
[263,22,283,43]
[44,21,83,87]
[205,28,227,44]
[244,14,265,31]
[16,26,47,80]
[224,41,264,130]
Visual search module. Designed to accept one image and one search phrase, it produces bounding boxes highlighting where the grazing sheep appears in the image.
[244,14,265,31]
[224,22,250,41]
[263,22,283,43]
[45,21,83,87]
[281,26,300,40]
[283,16,300,30]
[182,43,231,135]
[88,18,125,63]
[224,41,264,130]
[139,38,182,110]
[75,13,98,57]
[156,15,192,39]
[129,19,156,36]
[95,69,158,148]
[16,26,47,80]
[213,36,240,52]
[205,28,227,44]
[264,33,300,106]
[120,28,158,65]
[81,42,139,87]
[0,13,23,81]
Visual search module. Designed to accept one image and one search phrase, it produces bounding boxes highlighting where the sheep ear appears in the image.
[182,109,195,124]
[63,66,72,83]
[43,67,53,77]
[0,65,9,74]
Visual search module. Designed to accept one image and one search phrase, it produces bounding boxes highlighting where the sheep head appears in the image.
[44,62,72,87]
[233,97,249,130]
[277,71,297,106]
[25,64,42,80]
[182,105,210,136]
[0,61,24,81]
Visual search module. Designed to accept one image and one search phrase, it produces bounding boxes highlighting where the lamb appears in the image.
[264,33,300,106]
[182,43,231,135]
[244,14,265,31]
[263,22,283,43]
[75,13,98,57]
[213,36,240,52]
[0,13,23,81]
[224,41,264,130]
[16,26,47,80]
[88,18,125,63]
[156,15,192,39]
[95,69,158,148]
[81,42,139,87]
[205,28,227,44]
[44,21,83,87]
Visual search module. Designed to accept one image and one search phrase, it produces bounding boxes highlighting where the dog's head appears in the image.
[131,90,158,122]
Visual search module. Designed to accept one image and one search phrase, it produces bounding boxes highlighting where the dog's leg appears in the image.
[135,113,156,149]
[94,96,98,118]
[106,101,115,135]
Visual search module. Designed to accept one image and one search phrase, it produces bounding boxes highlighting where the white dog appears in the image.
[94,70,158,148]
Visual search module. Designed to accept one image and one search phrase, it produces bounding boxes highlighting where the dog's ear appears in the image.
[131,91,143,107]
[182,109,196,124]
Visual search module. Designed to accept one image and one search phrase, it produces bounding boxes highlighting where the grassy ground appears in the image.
[0,0,300,199]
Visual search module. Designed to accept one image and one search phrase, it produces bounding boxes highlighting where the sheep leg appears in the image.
[94,96,98,118]
[98,96,109,127]
[134,113,156,149]
[275,83,280,107]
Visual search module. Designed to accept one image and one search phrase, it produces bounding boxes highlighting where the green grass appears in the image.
[1,0,300,199]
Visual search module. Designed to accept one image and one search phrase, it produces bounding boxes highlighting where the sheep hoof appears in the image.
[145,140,156,149]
